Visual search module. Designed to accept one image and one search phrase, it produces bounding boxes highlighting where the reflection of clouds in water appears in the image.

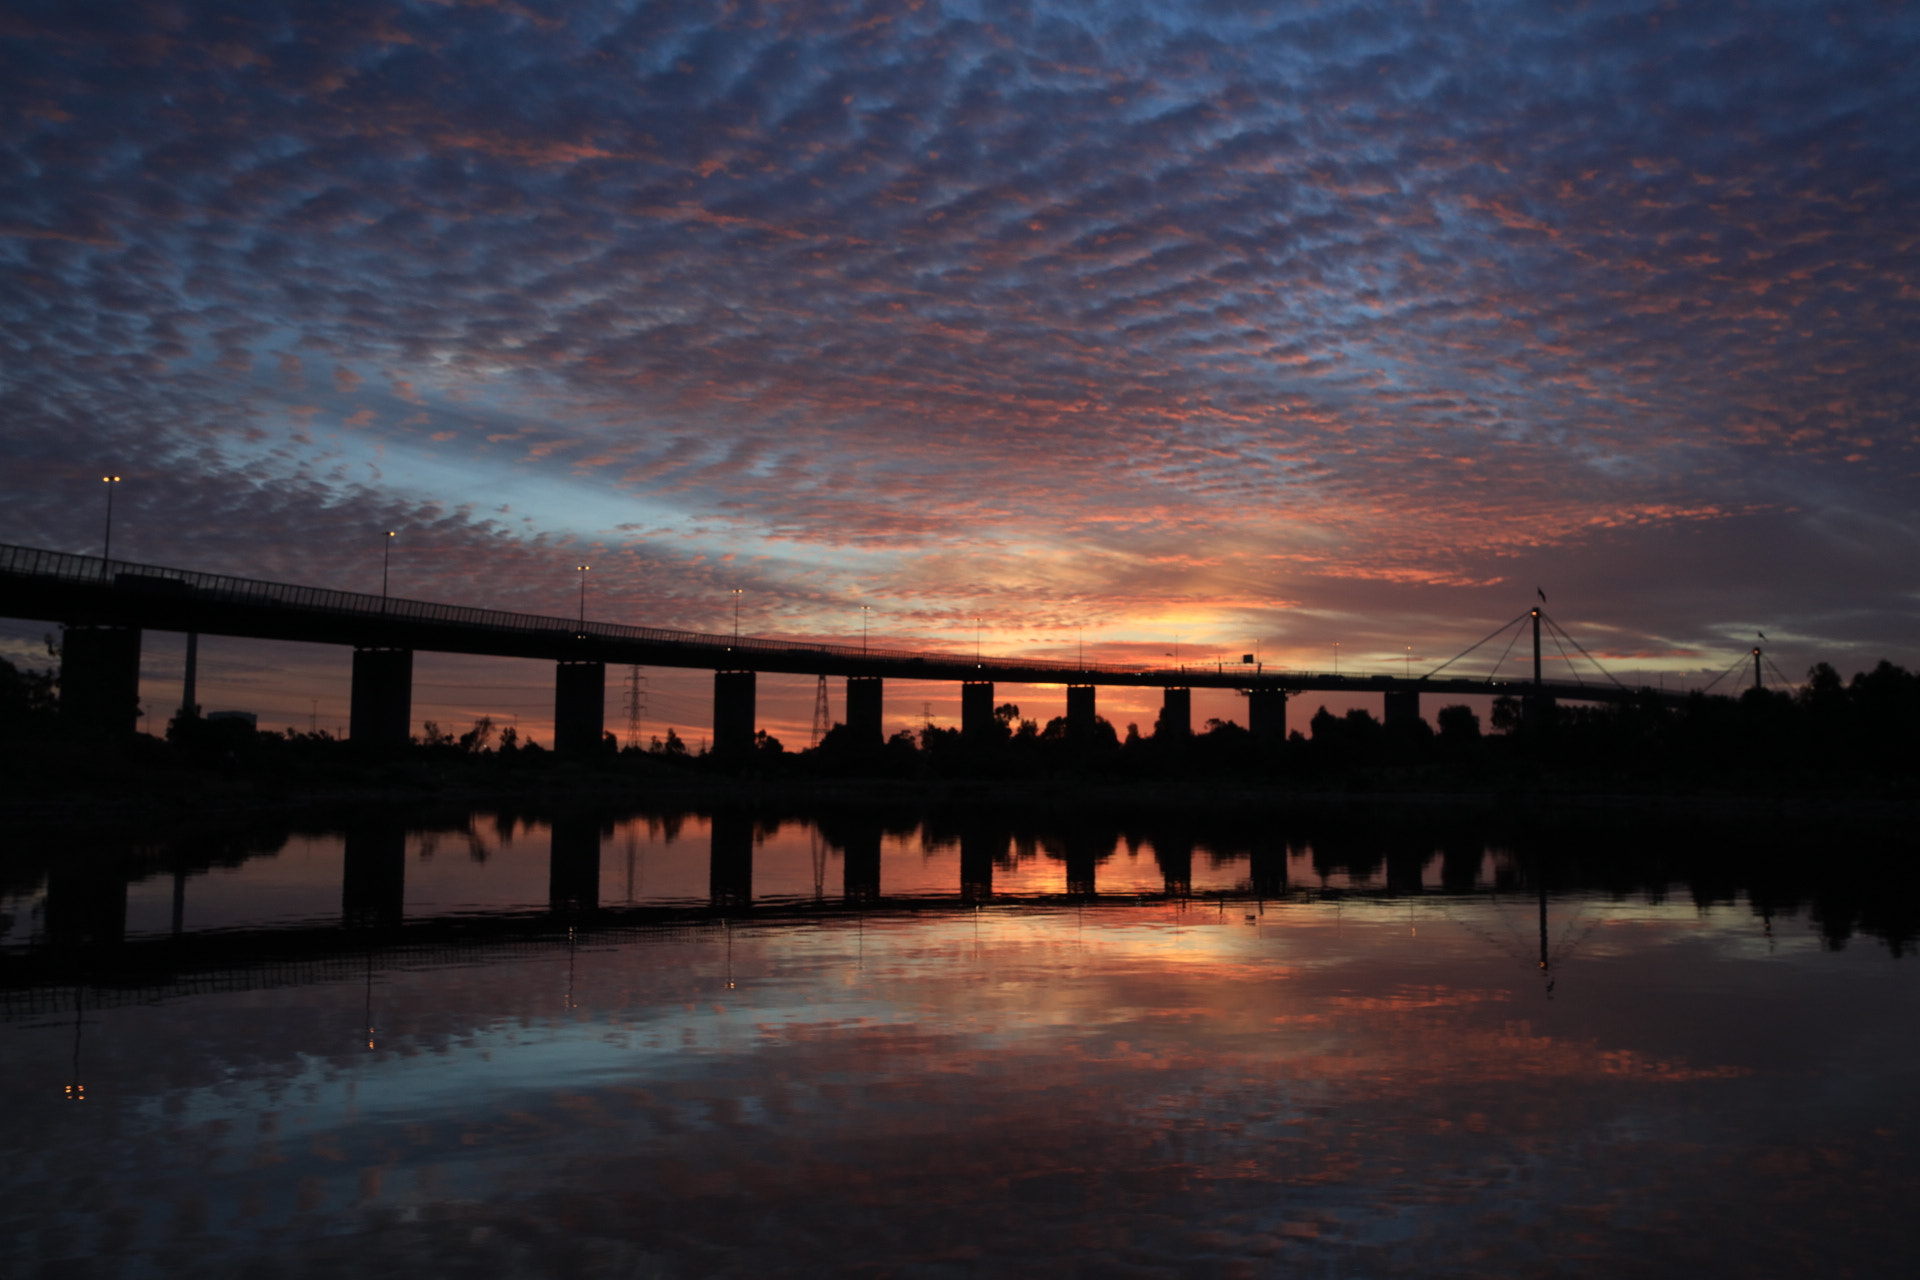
[8,897,1915,1274]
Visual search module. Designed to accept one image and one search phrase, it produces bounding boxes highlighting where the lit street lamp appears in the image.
[382,530,396,599]
[578,564,591,627]
[732,588,743,644]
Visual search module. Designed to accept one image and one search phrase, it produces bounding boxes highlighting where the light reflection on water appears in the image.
[4,809,1917,1277]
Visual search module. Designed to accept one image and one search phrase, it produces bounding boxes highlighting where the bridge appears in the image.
[1,542,1694,752]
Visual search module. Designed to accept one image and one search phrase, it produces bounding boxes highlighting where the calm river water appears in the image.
[4,805,1917,1277]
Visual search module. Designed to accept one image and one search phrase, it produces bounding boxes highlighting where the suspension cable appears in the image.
[1486,622,1526,685]
[1424,612,1530,680]
[1543,613,1632,692]
[1546,620,1583,685]
[1698,650,1752,695]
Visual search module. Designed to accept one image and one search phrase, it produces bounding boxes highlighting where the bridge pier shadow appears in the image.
[1062,832,1100,899]
[44,849,130,952]
[1441,839,1483,892]
[1248,837,1287,898]
[818,816,884,905]
[549,818,601,916]
[1385,836,1429,895]
[960,826,1002,903]
[709,813,753,909]
[1155,835,1194,899]
[342,825,407,930]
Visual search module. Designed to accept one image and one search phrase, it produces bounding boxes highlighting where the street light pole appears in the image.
[578,565,591,627]
[382,531,395,598]
[101,476,121,562]
[861,605,871,654]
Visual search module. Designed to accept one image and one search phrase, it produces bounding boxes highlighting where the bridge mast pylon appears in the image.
[1531,607,1542,690]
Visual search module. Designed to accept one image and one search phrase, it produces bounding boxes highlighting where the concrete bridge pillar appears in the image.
[59,625,142,736]
[549,818,601,915]
[1384,689,1421,729]
[712,670,756,759]
[1158,687,1192,739]
[342,825,406,930]
[1067,685,1097,741]
[349,648,413,750]
[709,812,754,908]
[1247,687,1287,746]
[961,681,995,743]
[553,661,606,755]
[846,676,884,749]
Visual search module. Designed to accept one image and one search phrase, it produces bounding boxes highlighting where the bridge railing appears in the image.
[0,543,1212,679]
[1,543,1655,697]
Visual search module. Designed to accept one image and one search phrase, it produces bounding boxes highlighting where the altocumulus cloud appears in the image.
[1,0,1917,666]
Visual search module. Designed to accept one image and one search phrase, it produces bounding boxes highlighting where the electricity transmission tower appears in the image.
[811,674,830,747]
[625,666,648,745]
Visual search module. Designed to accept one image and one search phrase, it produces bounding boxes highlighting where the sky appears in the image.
[2,0,1917,744]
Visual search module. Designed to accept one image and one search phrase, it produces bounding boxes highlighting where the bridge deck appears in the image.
[0,543,1668,703]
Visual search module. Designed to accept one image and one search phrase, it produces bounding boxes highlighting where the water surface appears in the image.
[6,808,1916,1277]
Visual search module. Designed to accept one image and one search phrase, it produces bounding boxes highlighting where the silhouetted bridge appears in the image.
[1,543,1684,750]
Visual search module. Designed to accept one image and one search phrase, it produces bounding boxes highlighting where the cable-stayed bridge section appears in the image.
[1,543,1701,753]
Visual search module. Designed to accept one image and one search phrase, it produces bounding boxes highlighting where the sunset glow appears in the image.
[3,1,1916,744]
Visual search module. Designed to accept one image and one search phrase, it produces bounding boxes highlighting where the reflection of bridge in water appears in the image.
[8,813,1518,1015]
[2,543,1712,752]
[9,806,1914,1015]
